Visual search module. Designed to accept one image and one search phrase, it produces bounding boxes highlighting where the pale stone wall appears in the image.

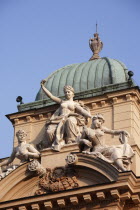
[7,88,140,175]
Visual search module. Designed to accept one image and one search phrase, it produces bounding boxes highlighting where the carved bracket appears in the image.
[28,160,46,177]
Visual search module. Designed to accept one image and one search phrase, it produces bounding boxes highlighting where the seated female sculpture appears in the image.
[78,114,134,171]
[0,130,40,168]
[41,80,92,151]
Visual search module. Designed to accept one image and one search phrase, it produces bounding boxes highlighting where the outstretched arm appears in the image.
[103,127,129,137]
[27,145,41,159]
[75,104,92,118]
[0,150,16,167]
[41,80,61,104]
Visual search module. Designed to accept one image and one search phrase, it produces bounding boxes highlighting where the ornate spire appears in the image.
[89,24,103,60]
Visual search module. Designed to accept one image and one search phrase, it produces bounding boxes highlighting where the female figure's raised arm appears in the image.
[41,80,61,104]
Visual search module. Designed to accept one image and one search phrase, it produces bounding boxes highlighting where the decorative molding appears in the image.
[31,204,40,210]
[126,94,132,101]
[6,208,14,210]
[132,194,140,204]
[47,112,52,118]
[112,97,118,104]
[96,191,105,200]
[57,199,65,208]
[101,101,106,106]
[65,153,78,165]
[8,89,140,127]
[28,160,46,177]
[39,114,44,120]
[44,201,52,209]
[110,189,120,199]
[91,102,97,108]
[1,171,140,210]
[18,206,27,210]
[14,118,19,125]
[120,191,131,201]
[26,116,32,122]
[83,194,92,203]
[70,196,78,205]
[35,166,79,195]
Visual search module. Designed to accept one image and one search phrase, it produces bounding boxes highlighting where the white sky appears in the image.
[0,0,140,158]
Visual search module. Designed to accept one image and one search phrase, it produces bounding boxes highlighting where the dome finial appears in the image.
[96,21,98,33]
[89,24,103,60]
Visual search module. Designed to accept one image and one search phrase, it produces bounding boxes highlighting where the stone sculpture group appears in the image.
[0,83,135,179]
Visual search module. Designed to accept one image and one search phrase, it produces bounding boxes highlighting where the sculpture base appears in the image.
[89,54,100,60]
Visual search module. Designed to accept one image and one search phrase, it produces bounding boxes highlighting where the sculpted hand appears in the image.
[24,153,29,160]
[121,130,130,137]
[40,80,46,87]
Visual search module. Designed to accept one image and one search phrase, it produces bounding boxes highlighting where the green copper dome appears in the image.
[35,57,129,101]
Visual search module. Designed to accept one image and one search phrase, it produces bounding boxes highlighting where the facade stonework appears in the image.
[0,40,140,209]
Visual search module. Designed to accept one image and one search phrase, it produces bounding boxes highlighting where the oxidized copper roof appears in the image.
[35,57,129,101]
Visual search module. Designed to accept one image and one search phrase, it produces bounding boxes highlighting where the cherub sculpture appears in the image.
[40,80,92,151]
[78,114,134,171]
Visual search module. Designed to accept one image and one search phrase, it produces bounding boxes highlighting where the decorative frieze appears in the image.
[35,166,79,195]
[3,184,140,210]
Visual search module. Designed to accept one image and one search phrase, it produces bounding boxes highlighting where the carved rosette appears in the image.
[65,153,78,165]
[28,160,46,177]
[35,166,79,195]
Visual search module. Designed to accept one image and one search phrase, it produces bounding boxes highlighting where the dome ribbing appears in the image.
[35,57,129,101]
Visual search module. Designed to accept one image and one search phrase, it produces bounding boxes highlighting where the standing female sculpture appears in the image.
[79,114,134,171]
[41,80,92,151]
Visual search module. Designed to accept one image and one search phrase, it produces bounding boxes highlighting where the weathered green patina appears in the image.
[35,57,129,101]
[18,57,135,112]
